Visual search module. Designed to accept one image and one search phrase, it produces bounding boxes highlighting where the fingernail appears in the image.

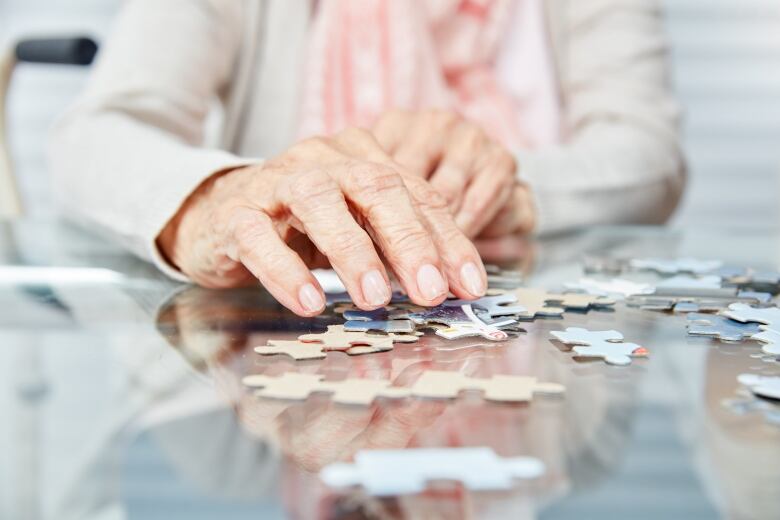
[362,269,390,306]
[416,264,447,301]
[298,283,325,313]
[460,262,485,297]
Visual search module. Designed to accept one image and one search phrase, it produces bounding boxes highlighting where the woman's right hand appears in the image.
[157,128,487,317]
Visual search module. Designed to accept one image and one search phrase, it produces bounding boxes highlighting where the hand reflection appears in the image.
[157,284,641,519]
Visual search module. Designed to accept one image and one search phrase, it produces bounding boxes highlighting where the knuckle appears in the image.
[388,226,433,256]
[288,170,339,202]
[413,182,449,211]
[347,164,405,199]
[234,220,270,258]
[459,126,484,149]
[328,229,373,257]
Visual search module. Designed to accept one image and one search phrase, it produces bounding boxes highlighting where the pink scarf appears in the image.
[298,0,560,150]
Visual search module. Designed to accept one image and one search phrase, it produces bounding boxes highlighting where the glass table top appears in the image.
[0,220,778,520]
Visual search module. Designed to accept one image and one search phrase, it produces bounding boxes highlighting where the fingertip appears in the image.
[459,261,486,298]
[414,263,449,304]
[297,282,326,316]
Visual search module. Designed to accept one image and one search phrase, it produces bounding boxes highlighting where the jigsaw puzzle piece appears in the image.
[243,372,325,399]
[549,292,615,310]
[737,373,780,401]
[550,328,623,344]
[410,370,564,402]
[629,257,722,275]
[430,304,517,341]
[444,293,525,317]
[254,339,393,360]
[563,277,654,298]
[243,373,410,405]
[343,319,415,334]
[583,256,629,275]
[753,326,780,356]
[549,327,647,366]
[298,325,412,350]
[723,303,780,327]
[320,447,545,496]
[571,342,645,366]
[327,291,409,306]
[686,314,762,342]
[255,340,328,360]
[406,304,475,325]
[505,288,565,318]
[315,378,411,405]
[656,275,722,290]
[434,321,512,341]
[342,307,409,321]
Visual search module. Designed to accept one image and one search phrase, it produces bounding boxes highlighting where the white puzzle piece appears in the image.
[737,373,780,401]
[753,326,780,356]
[629,257,722,275]
[433,304,515,341]
[550,327,648,366]
[444,293,526,317]
[655,275,722,290]
[320,447,545,496]
[563,277,654,298]
[723,303,780,328]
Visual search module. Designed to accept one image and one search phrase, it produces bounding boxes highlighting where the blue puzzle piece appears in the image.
[687,313,761,342]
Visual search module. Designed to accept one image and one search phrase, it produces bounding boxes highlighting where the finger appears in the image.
[372,109,410,154]
[455,146,517,237]
[339,162,450,306]
[332,129,451,306]
[427,121,484,211]
[479,184,536,238]
[277,170,394,310]
[226,206,327,317]
[404,176,487,299]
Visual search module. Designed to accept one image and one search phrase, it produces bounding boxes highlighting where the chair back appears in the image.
[0,37,97,218]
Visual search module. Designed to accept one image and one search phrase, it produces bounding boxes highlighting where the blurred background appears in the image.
[1,0,779,226]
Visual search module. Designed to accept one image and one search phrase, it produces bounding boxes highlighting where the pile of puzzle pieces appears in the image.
[577,257,780,313]
[254,284,617,361]
[578,256,780,423]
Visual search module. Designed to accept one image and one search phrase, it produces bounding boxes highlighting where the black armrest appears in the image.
[14,37,98,66]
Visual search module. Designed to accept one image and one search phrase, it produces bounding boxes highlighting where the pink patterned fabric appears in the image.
[298,0,560,149]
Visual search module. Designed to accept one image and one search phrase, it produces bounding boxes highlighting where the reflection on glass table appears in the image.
[0,220,778,520]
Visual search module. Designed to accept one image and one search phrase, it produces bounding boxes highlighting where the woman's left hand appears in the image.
[372,109,535,238]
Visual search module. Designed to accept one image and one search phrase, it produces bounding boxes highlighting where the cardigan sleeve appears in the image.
[521,0,686,234]
[48,0,253,278]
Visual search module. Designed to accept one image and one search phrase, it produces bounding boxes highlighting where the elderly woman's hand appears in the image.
[372,109,535,238]
[158,128,487,316]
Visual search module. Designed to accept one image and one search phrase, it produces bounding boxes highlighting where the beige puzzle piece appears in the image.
[504,288,614,319]
[242,372,410,405]
[255,339,392,360]
[299,325,418,349]
[255,340,329,360]
[410,370,564,402]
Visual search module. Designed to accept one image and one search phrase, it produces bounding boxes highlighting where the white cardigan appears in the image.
[49,0,685,276]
